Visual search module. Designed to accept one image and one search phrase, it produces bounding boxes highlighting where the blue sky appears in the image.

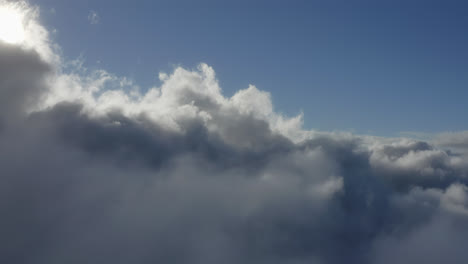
[33,0,468,136]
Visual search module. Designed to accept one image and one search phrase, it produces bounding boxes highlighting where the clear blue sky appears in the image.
[33,0,468,136]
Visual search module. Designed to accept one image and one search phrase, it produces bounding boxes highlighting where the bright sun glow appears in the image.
[0,6,25,44]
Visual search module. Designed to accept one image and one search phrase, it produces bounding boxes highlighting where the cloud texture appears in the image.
[1,2,468,264]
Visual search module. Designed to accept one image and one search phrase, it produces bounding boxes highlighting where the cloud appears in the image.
[1,2,468,264]
[88,10,99,25]
[0,42,51,128]
[372,184,468,264]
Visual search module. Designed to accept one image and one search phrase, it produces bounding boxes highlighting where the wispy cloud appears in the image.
[87,10,99,24]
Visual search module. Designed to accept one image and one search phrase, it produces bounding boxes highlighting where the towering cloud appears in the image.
[1,2,468,264]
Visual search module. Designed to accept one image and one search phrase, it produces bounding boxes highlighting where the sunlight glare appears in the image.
[0,6,25,44]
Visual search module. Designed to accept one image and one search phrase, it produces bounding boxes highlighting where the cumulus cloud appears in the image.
[1,2,468,264]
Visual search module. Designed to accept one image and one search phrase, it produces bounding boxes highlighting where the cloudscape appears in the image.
[1,1,468,264]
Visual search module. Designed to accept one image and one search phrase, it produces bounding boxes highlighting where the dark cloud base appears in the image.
[1,41,468,264]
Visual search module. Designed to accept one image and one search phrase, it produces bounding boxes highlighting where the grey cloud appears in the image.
[0,43,50,125]
[434,131,468,155]
[372,184,468,264]
[2,34,468,264]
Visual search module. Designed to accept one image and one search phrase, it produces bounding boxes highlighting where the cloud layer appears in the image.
[1,2,468,264]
